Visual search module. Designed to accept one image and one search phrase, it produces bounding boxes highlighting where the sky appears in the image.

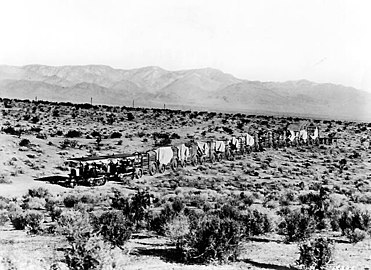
[0,0,371,92]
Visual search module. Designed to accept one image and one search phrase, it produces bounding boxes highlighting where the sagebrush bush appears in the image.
[92,210,132,249]
[65,130,82,138]
[56,210,93,239]
[9,210,44,233]
[63,194,79,208]
[111,189,151,227]
[110,132,122,139]
[28,187,50,198]
[24,210,44,234]
[278,208,315,243]
[21,196,46,210]
[184,213,243,263]
[80,192,100,204]
[57,210,111,270]
[0,209,9,226]
[164,213,190,252]
[19,138,31,147]
[0,196,10,209]
[339,206,370,243]
[45,198,62,222]
[240,209,272,237]
[149,199,186,235]
[65,234,109,270]
[297,237,334,270]
[9,210,27,230]
[344,228,368,243]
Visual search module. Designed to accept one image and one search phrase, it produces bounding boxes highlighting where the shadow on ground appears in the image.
[241,258,299,270]
[132,246,180,263]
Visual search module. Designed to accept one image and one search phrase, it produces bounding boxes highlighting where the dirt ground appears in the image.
[1,99,371,269]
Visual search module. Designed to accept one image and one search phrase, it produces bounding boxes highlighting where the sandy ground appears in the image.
[1,100,371,269]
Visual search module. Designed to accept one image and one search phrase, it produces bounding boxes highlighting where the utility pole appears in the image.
[132,100,135,108]
[164,104,166,110]
[90,97,92,106]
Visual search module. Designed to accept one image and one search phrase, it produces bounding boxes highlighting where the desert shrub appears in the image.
[150,200,185,235]
[278,208,315,243]
[9,210,44,233]
[80,192,100,204]
[91,130,100,137]
[172,197,185,213]
[24,210,44,234]
[2,126,18,135]
[28,187,50,198]
[239,192,255,208]
[110,131,122,139]
[19,138,31,147]
[183,214,243,263]
[127,112,135,121]
[52,109,60,117]
[45,198,62,222]
[9,210,28,230]
[219,204,241,220]
[21,196,46,210]
[65,234,108,270]
[31,116,39,123]
[170,133,181,139]
[0,210,9,226]
[344,228,368,243]
[298,187,331,230]
[297,237,334,270]
[60,139,78,149]
[164,213,190,252]
[153,132,171,146]
[279,190,296,206]
[57,210,90,238]
[339,207,370,242]
[0,197,10,210]
[63,194,79,208]
[92,210,132,249]
[128,190,152,226]
[57,210,109,270]
[65,129,82,138]
[110,189,130,210]
[36,133,47,139]
[0,174,12,184]
[111,189,152,227]
[240,209,272,237]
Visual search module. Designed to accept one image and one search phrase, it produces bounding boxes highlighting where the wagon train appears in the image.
[66,124,339,187]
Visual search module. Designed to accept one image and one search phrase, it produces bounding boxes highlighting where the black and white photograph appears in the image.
[0,0,371,269]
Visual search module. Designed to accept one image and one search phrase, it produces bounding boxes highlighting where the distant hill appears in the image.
[0,64,370,121]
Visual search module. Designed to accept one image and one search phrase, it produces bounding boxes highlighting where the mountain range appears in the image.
[0,64,370,121]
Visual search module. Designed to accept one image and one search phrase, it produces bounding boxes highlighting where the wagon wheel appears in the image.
[240,147,245,156]
[171,159,179,171]
[179,159,186,168]
[149,163,157,176]
[158,164,166,174]
[199,156,205,165]
[97,176,107,186]
[210,153,216,164]
[191,156,198,166]
[225,149,232,160]
[87,178,95,187]
[68,180,76,188]
[135,168,143,179]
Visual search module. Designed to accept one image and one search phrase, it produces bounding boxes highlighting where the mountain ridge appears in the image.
[0,64,370,121]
